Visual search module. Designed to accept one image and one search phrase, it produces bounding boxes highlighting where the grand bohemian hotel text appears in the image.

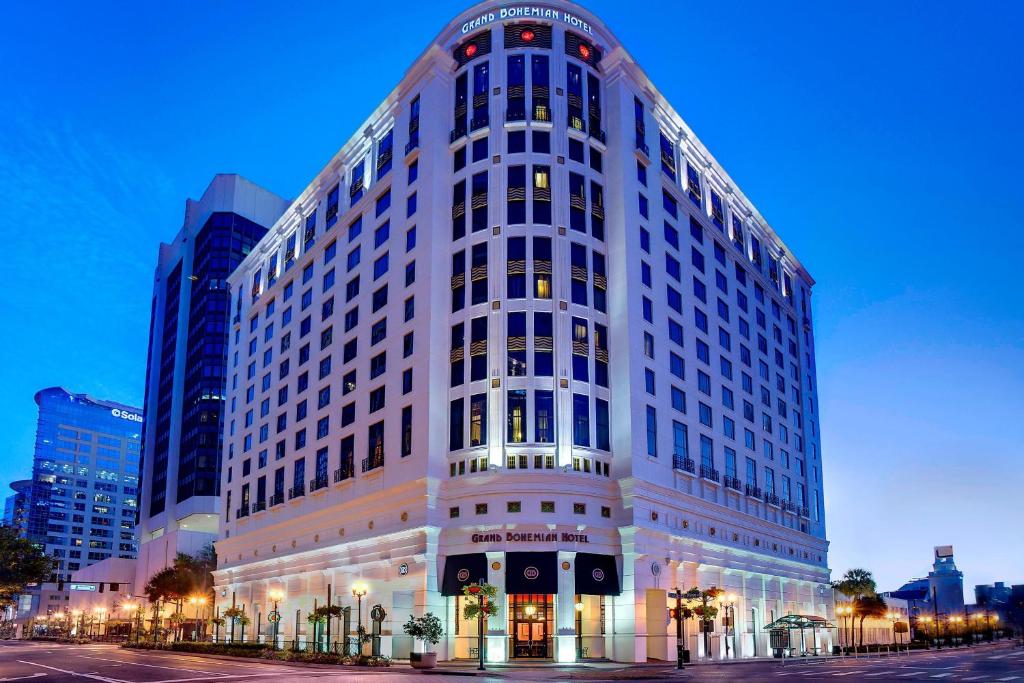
[213,0,832,663]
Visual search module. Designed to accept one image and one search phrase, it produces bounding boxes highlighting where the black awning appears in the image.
[574,552,621,595]
[505,552,558,595]
[441,553,489,596]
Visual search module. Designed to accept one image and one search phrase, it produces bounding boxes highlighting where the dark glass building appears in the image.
[136,174,288,590]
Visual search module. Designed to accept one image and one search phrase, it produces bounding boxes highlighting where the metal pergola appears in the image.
[764,614,838,656]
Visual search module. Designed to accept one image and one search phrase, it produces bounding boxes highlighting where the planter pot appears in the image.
[410,652,437,669]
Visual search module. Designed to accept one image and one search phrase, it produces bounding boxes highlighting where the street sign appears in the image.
[267,610,281,623]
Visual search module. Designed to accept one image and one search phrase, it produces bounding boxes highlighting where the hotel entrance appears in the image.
[509,594,553,658]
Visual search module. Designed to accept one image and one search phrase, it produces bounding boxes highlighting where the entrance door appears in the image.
[509,594,553,658]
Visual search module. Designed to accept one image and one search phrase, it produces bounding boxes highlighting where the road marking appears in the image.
[0,675,48,682]
[74,656,224,676]
[15,661,125,683]
[865,672,898,677]
[898,674,924,678]
[144,674,330,683]
[832,672,866,677]
[995,677,1020,682]
[961,676,989,681]
[930,675,954,679]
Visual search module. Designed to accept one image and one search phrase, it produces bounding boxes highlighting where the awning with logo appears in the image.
[441,553,489,596]
[574,552,620,595]
[505,551,558,595]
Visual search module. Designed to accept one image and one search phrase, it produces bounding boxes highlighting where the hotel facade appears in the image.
[213,0,832,663]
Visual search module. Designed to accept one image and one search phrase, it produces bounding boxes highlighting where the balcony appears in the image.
[362,454,384,473]
[567,114,586,133]
[288,484,305,500]
[763,492,780,507]
[724,475,742,491]
[449,127,467,144]
[334,464,354,483]
[404,136,419,155]
[505,108,526,123]
[251,500,267,513]
[470,115,490,132]
[532,105,551,123]
[309,476,329,493]
[635,138,650,158]
[745,484,763,499]
[590,128,607,144]
[235,504,249,519]
[673,456,695,474]
[269,492,284,507]
[699,465,720,483]
[781,500,796,513]
[799,506,810,518]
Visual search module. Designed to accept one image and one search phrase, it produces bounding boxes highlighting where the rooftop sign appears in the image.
[462,6,595,36]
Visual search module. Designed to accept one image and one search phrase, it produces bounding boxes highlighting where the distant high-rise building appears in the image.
[27,387,143,581]
[3,479,32,534]
[136,174,288,592]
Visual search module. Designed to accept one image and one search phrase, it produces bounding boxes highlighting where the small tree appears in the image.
[462,583,499,670]
[0,526,51,610]
[403,613,444,653]
[687,586,723,658]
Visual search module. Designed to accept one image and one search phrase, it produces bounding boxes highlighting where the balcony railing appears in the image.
[309,476,329,493]
[799,506,810,518]
[505,108,526,123]
[699,465,720,483]
[781,500,796,513]
[334,464,354,483]
[763,492,780,507]
[269,492,284,507]
[590,128,607,144]
[404,135,419,155]
[470,115,490,132]
[673,456,695,474]
[567,113,586,133]
[532,105,551,122]
[449,127,467,144]
[724,475,742,491]
[235,504,249,519]
[288,484,305,500]
[745,484,763,499]
[635,138,650,158]
[362,454,384,473]
[252,500,267,513]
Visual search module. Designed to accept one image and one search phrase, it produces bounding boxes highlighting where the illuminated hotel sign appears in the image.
[461,6,595,35]
[111,408,144,423]
[472,531,590,543]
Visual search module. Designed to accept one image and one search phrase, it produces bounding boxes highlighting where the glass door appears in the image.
[509,594,553,658]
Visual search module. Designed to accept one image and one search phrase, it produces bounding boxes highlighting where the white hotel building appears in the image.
[214,0,831,663]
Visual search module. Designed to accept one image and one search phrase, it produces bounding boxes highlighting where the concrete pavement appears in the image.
[1,639,1021,682]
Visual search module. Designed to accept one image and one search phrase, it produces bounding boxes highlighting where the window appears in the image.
[507,390,526,443]
[646,406,658,457]
[535,390,554,443]
[449,398,464,450]
[572,393,590,447]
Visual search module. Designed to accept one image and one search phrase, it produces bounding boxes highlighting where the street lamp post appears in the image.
[95,608,106,639]
[351,582,368,655]
[886,612,898,649]
[123,603,135,642]
[719,593,737,659]
[71,609,82,639]
[267,589,284,649]
[836,605,853,653]
[188,596,207,641]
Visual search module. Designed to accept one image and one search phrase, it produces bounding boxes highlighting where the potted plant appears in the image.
[403,613,443,669]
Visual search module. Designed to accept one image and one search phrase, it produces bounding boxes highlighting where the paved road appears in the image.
[1,639,1021,682]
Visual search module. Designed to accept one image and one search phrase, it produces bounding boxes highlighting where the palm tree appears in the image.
[832,569,878,650]
[854,594,888,649]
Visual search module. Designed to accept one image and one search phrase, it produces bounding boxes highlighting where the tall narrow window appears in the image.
[508,311,527,376]
[471,62,490,130]
[350,158,365,207]
[593,322,609,387]
[590,181,605,240]
[686,162,702,206]
[507,165,526,224]
[566,63,584,132]
[450,322,465,387]
[469,316,487,382]
[507,237,526,298]
[570,243,588,306]
[531,55,550,122]
[376,129,393,179]
[470,393,487,446]
[471,242,488,305]
[634,96,647,153]
[569,172,586,232]
[646,406,657,457]
[660,132,676,182]
[449,398,464,451]
[533,312,553,376]
[401,406,413,456]
[507,55,525,121]
[533,237,552,298]
[507,390,526,443]
[571,316,589,382]
[592,251,607,313]
[451,250,466,312]
[572,393,590,447]
[532,164,551,224]
[471,171,488,233]
[595,398,610,451]
[535,390,554,443]
[453,72,468,139]
[452,180,466,240]
[407,95,420,153]
[587,72,602,140]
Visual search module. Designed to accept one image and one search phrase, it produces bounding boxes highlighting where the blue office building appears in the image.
[27,387,143,583]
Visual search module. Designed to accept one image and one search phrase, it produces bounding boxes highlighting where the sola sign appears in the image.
[461,6,595,36]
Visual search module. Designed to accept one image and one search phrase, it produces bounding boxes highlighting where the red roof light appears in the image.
[578,44,591,59]
[465,43,478,58]
[521,29,535,42]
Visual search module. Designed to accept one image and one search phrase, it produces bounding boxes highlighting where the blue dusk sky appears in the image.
[1,1,1021,595]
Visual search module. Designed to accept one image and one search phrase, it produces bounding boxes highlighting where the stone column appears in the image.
[555,550,578,662]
